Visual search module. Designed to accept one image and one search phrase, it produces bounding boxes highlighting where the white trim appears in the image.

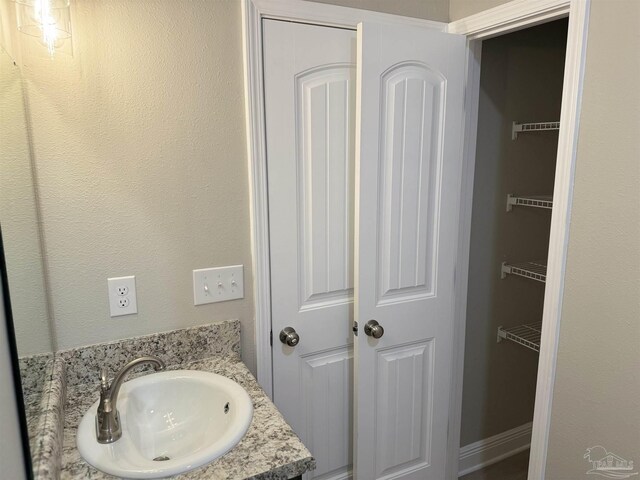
[446,38,482,480]
[529,1,590,478]
[241,0,273,398]
[448,1,590,479]
[458,423,533,477]
[241,0,447,399]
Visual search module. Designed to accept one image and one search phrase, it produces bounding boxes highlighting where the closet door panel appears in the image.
[377,63,443,303]
[374,340,434,477]
[264,19,356,480]
[354,22,466,480]
[298,65,355,308]
[301,347,354,478]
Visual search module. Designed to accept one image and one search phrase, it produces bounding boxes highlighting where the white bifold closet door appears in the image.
[264,19,357,480]
[264,18,465,480]
[353,22,465,480]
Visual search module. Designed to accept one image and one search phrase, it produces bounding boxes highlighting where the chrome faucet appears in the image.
[96,355,166,444]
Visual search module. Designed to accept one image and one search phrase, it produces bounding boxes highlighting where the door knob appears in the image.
[364,320,384,339]
[279,327,300,347]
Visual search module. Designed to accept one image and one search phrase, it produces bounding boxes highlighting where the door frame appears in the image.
[242,0,590,478]
[447,1,590,478]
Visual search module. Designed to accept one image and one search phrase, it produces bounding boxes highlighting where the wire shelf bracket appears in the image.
[506,194,553,212]
[501,261,547,283]
[511,121,560,140]
[497,322,542,352]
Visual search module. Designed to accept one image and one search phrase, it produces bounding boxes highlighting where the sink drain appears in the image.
[153,455,171,462]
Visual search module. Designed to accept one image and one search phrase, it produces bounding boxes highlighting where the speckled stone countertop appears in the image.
[19,353,54,451]
[59,320,315,479]
[20,352,66,479]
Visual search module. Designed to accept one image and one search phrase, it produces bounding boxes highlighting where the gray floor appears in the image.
[460,450,530,480]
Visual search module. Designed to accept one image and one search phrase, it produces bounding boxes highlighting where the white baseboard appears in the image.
[458,422,532,477]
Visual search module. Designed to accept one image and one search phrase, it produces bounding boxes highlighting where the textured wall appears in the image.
[461,19,567,446]
[22,0,256,370]
[305,0,449,21]
[546,0,640,475]
[0,49,51,355]
[0,0,20,61]
[449,0,510,21]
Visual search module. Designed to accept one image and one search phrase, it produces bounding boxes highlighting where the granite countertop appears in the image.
[20,354,55,451]
[61,355,315,479]
[20,353,66,479]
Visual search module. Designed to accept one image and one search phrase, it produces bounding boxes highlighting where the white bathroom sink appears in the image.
[77,369,253,479]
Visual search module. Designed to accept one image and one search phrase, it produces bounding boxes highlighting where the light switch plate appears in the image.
[193,265,244,305]
[108,276,138,317]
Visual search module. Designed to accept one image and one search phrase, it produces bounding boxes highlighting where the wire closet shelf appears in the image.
[497,322,542,352]
[511,121,560,140]
[506,194,553,211]
[501,260,547,283]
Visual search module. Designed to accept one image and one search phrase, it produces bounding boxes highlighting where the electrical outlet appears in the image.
[108,276,137,317]
[193,265,244,305]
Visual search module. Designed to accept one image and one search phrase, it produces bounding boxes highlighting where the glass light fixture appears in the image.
[14,0,72,57]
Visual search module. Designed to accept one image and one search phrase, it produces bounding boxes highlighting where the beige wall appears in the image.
[305,0,449,21]
[23,0,257,367]
[0,49,51,355]
[546,0,640,475]
[449,0,510,21]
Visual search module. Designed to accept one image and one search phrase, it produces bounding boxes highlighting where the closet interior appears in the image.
[460,18,569,477]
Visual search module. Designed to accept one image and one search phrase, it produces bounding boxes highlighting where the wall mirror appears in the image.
[0,44,56,471]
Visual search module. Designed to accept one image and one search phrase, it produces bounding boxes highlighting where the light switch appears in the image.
[193,265,244,305]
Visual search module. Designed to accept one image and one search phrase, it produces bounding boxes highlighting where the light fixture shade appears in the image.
[15,0,72,56]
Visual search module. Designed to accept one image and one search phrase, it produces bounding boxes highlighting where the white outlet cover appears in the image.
[193,265,244,305]
[108,276,138,317]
